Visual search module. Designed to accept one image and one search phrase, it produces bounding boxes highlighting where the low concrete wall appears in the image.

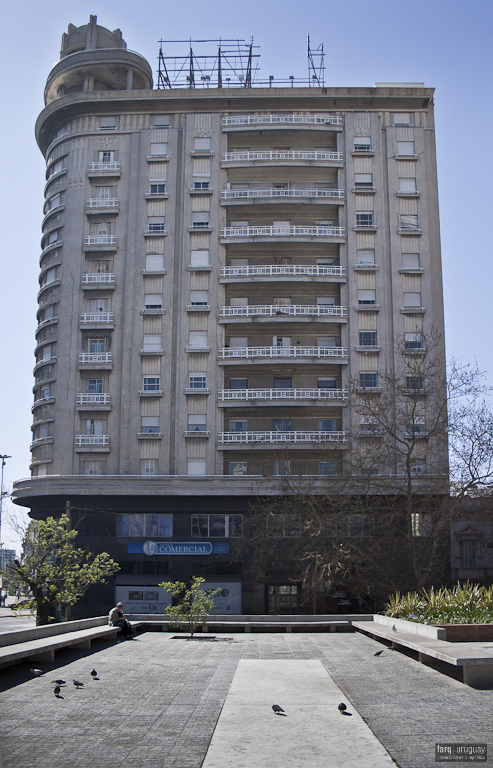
[126,613,373,623]
[0,616,108,646]
[373,615,447,640]
[437,624,493,642]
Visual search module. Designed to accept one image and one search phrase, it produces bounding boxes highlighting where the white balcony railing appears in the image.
[218,430,347,444]
[222,150,343,163]
[221,225,345,238]
[76,393,111,405]
[221,188,344,201]
[75,435,110,446]
[219,346,347,360]
[219,305,346,318]
[222,114,343,127]
[88,162,120,172]
[86,198,119,208]
[218,388,348,401]
[220,264,346,279]
[79,312,114,324]
[84,235,117,246]
[78,353,112,364]
[82,273,116,284]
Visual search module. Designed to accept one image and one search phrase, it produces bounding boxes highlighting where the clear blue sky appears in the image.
[1,0,492,549]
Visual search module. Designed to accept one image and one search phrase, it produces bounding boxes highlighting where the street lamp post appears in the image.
[0,455,11,566]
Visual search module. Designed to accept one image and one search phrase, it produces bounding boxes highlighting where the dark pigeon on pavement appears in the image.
[51,679,66,685]
[73,679,84,688]
[272,704,285,715]
[374,650,384,656]
[91,669,98,679]
[338,702,347,713]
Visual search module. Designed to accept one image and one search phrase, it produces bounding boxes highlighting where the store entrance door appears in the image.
[268,584,299,614]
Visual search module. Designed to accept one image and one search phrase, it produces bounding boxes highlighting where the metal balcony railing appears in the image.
[218,388,348,401]
[219,304,346,318]
[222,114,343,127]
[84,235,117,246]
[218,430,347,444]
[221,225,344,238]
[79,312,114,323]
[88,162,120,172]
[78,353,112,364]
[76,393,111,405]
[82,273,116,284]
[222,150,343,163]
[220,264,345,278]
[219,346,347,360]
[75,435,110,446]
[86,199,119,208]
[221,188,344,201]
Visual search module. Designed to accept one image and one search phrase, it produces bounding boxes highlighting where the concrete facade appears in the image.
[12,18,446,616]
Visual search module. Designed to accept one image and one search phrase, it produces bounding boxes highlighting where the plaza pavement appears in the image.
[0,630,491,768]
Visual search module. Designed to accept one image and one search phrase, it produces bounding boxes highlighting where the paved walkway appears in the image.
[0,631,491,768]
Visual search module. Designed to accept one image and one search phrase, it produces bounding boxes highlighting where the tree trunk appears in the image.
[36,602,52,626]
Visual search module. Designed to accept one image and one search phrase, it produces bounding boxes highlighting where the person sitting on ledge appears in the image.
[108,601,133,639]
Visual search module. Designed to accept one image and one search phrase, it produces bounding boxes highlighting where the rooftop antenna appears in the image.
[157,45,171,88]
[245,37,254,88]
[307,34,325,87]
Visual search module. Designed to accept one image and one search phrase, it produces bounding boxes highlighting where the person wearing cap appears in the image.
[108,601,133,638]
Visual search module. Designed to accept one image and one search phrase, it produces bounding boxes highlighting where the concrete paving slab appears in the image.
[202,660,395,768]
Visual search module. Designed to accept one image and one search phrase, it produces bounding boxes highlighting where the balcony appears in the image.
[222,150,343,164]
[219,345,347,361]
[221,188,344,203]
[219,304,346,319]
[78,353,112,365]
[87,162,121,174]
[82,273,116,286]
[220,225,345,241]
[220,264,346,280]
[86,199,119,210]
[75,435,110,446]
[218,388,348,402]
[218,430,347,444]
[76,393,111,405]
[83,235,117,248]
[222,113,343,127]
[79,312,114,324]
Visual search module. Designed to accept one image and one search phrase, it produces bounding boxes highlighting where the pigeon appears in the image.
[29,668,43,677]
[54,685,61,696]
[338,702,347,713]
[51,679,66,685]
[272,704,285,715]
[392,624,397,632]
[374,650,384,657]
[73,679,84,688]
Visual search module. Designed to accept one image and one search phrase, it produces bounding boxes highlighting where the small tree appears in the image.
[159,576,221,638]
[4,513,120,625]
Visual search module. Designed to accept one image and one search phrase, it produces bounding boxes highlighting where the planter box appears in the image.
[435,624,493,642]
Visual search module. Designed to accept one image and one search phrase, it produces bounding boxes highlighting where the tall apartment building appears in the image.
[13,18,446,616]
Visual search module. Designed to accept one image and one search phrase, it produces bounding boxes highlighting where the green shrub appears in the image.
[383,581,493,624]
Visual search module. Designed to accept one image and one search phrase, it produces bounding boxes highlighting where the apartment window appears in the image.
[88,379,103,394]
[190,250,210,268]
[147,216,165,232]
[40,386,51,400]
[229,462,248,476]
[149,183,166,195]
[405,333,424,350]
[460,540,477,568]
[354,173,373,188]
[145,254,164,271]
[141,459,158,476]
[274,461,291,477]
[193,177,211,190]
[399,214,419,231]
[89,338,107,354]
[274,336,291,347]
[358,289,376,305]
[319,461,337,476]
[95,186,113,200]
[41,345,52,362]
[406,375,424,390]
[150,143,168,156]
[188,331,208,349]
[403,292,422,308]
[193,137,212,151]
[85,419,103,436]
[360,418,379,435]
[99,151,115,163]
[90,299,109,313]
[37,423,50,439]
[354,137,371,151]
[397,141,415,156]
[153,115,170,127]
[402,253,420,270]
[398,178,417,193]
[190,291,209,307]
[356,249,375,267]
[84,461,103,476]
[42,306,55,321]
[393,113,412,125]
[359,331,377,347]
[49,159,64,177]
[116,514,173,537]
[142,376,161,391]
[192,514,243,538]
[230,421,247,432]
[144,294,163,309]
[188,415,207,432]
[318,378,336,390]
[47,193,61,210]
[141,417,160,434]
[317,297,336,306]
[191,212,210,228]
[143,334,162,352]
[410,460,427,475]
[267,514,301,538]
[359,372,378,388]
[48,230,60,245]
[99,116,116,130]
[44,268,57,284]
[317,336,337,347]
[189,374,207,389]
[187,459,206,476]
[356,213,374,227]
[319,419,338,431]
[406,417,426,436]
[230,379,248,389]
[274,378,292,389]
[274,420,291,432]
